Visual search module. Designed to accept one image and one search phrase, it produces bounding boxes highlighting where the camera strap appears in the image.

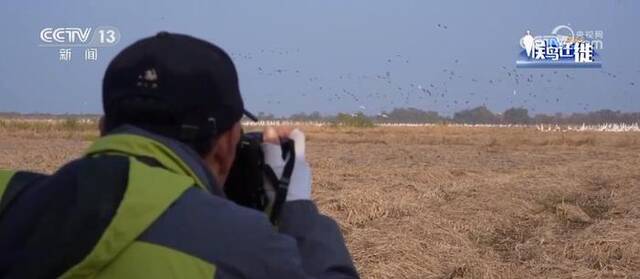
[263,140,295,224]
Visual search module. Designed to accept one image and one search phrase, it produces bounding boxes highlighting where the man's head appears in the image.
[101,32,256,185]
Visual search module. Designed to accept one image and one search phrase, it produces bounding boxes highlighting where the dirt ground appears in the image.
[1,123,639,278]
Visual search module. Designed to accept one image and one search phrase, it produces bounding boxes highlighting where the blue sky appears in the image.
[0,0,638,116]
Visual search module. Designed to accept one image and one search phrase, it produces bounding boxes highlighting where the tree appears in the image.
[378,107,443,123]
[256,112,276,120]
[532,114,557,124]
[503,107,530,124]
[335,112,374,127]
[288,111,323,121]
[453,106,498,124]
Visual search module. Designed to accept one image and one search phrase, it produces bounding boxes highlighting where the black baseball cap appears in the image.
[103,31,257,141]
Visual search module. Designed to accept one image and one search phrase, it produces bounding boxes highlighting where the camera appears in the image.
[224,132,295,224]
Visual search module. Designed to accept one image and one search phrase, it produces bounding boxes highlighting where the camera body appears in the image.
[224,132,269,211]
[224,132,294,224]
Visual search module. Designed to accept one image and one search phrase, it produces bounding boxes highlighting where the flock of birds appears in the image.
[227,24,639,117]
[536,123,640,133]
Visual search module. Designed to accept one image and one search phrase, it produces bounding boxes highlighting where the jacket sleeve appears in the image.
[210,200,359,279]
[277,200,359,278]
[137,187,358,279]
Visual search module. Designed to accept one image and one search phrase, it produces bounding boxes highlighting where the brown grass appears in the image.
[1,121,640,278]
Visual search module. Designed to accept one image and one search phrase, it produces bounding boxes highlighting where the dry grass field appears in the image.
[1,119,640,278]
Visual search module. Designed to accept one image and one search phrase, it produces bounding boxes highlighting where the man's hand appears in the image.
[261,127,312,201]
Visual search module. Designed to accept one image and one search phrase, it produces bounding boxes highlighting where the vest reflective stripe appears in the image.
[96,241,215,279]
[0,170,17,200]
[61,158,195,278]
[85,134,207,189]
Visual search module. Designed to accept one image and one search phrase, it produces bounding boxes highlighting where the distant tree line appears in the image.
[3,108,640,125]
[257,107,640,125]
[0,112,102,119]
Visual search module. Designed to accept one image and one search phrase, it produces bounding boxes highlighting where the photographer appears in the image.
[0,32,359,278]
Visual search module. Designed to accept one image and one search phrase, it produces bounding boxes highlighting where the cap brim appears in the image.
[243,109,258,122]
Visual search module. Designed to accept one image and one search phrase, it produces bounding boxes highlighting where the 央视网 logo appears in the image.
[516,25,602,69]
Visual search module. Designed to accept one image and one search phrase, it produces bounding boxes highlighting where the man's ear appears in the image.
[98,116,106,136]
[214,122,242,161]
[203,123,241,186]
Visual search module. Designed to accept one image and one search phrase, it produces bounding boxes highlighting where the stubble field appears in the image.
[1,120,639,278]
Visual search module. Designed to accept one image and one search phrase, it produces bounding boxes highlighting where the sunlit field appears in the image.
[1,118,639,278]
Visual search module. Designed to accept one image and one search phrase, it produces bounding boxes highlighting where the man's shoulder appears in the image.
[141,187,276,245]
[139,187,296,276]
